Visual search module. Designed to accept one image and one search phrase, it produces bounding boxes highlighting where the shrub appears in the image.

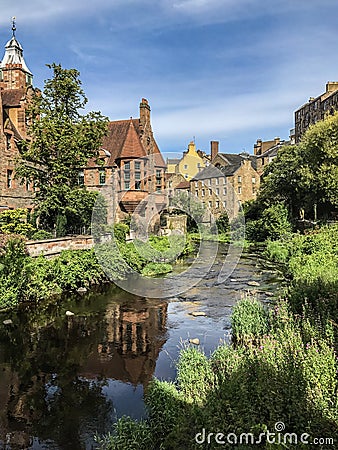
[141,262,172,277]
[246,203,292,242]
[0,209,37,237]
[30,230,54,240]
[112,223,130,243]
[231,295,269,344]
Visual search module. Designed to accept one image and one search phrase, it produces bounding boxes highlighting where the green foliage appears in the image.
[215,213,230,233]
[112,223,130,243]
[56,213,67,238]
[141,262,172,277]
[16,63,108,234]
[0,242,106,309]
[264,239,290,264]
[0,235,29,308]
[245,203,292,242]
[98,299,338,449]
[95,417,154,450]
[51,249,105,290]
[0,209,36,237]
[256,113,338,221]
[231,295,269,344]
[30,230,54,240]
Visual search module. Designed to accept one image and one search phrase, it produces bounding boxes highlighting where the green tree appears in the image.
[16,63,108,235]
[258,145,306,218]
[0,209,36,237]
[298,112,338,215]
[258,113,338,220]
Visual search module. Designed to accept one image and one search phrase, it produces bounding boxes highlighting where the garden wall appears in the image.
[26,235,94,258]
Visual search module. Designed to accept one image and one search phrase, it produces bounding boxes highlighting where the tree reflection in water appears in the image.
[0,285,168,449]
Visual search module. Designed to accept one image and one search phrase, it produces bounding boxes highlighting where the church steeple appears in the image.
[0,18,33,90]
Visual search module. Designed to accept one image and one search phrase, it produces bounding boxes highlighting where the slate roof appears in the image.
[256,140,290,160]
[192,153,258,181]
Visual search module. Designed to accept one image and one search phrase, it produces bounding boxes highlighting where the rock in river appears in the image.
[191,311,206,317]
[247,281,260,287]
[189,338,200,345]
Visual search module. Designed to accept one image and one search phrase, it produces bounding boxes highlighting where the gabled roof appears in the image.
[1,88,25,107]
[192,153,257,181]
[192,165,225,181]
[101,119,146,164]
[257,140,290,159]
[87,116,166,168]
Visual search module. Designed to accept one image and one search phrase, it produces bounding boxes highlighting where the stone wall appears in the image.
[26,235,94,258]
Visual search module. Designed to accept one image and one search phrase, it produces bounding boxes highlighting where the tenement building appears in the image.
[295,81,338,143]
[0,22,35,210]
[191,141,260,221]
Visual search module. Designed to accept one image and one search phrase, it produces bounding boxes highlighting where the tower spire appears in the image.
[11,16,16,37]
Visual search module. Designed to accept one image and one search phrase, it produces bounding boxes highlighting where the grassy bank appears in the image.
[97,225,338,449]
[0,231,197,310]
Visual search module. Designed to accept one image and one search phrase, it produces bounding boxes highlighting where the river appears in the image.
[0,244,284,450]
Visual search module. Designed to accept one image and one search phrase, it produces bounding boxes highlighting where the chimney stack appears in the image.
[210,141,219,161]
[139,98,151,128]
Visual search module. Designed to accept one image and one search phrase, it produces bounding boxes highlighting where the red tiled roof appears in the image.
[118,119,147,160]
[100,119,143,164]
[87,116,166,168]
[175,180,190,189]
[1,88,25,107]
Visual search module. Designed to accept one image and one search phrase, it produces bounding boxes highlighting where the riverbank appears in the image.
[0,243,282,449]
[97,225,338,450]
[0,232,197,311]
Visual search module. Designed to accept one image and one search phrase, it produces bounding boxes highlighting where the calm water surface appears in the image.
[0,245,284,449]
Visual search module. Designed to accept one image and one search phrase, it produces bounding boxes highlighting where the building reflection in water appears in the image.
[82,297,168,386]
[0,290,168,449]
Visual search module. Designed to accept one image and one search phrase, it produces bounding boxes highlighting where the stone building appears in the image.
[191,141,260,221]
[84,98,167,223]
[0,23,35,210]
[295,81,338,143]
[253,137,286,175]
[0,25,167,223]
[166,141,209,180]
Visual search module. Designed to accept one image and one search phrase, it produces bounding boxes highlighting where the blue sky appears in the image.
[1,0,338,157]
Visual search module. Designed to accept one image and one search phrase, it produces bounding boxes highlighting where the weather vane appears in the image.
[12,16,16,37]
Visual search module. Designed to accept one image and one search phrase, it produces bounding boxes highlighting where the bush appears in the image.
[231,295,269,344]
[112,223,130,243]
[30,230,54,240]
[246,203,292,242]
[98,300,338,449]
[141,262,172,277]
[0,209,37,237]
